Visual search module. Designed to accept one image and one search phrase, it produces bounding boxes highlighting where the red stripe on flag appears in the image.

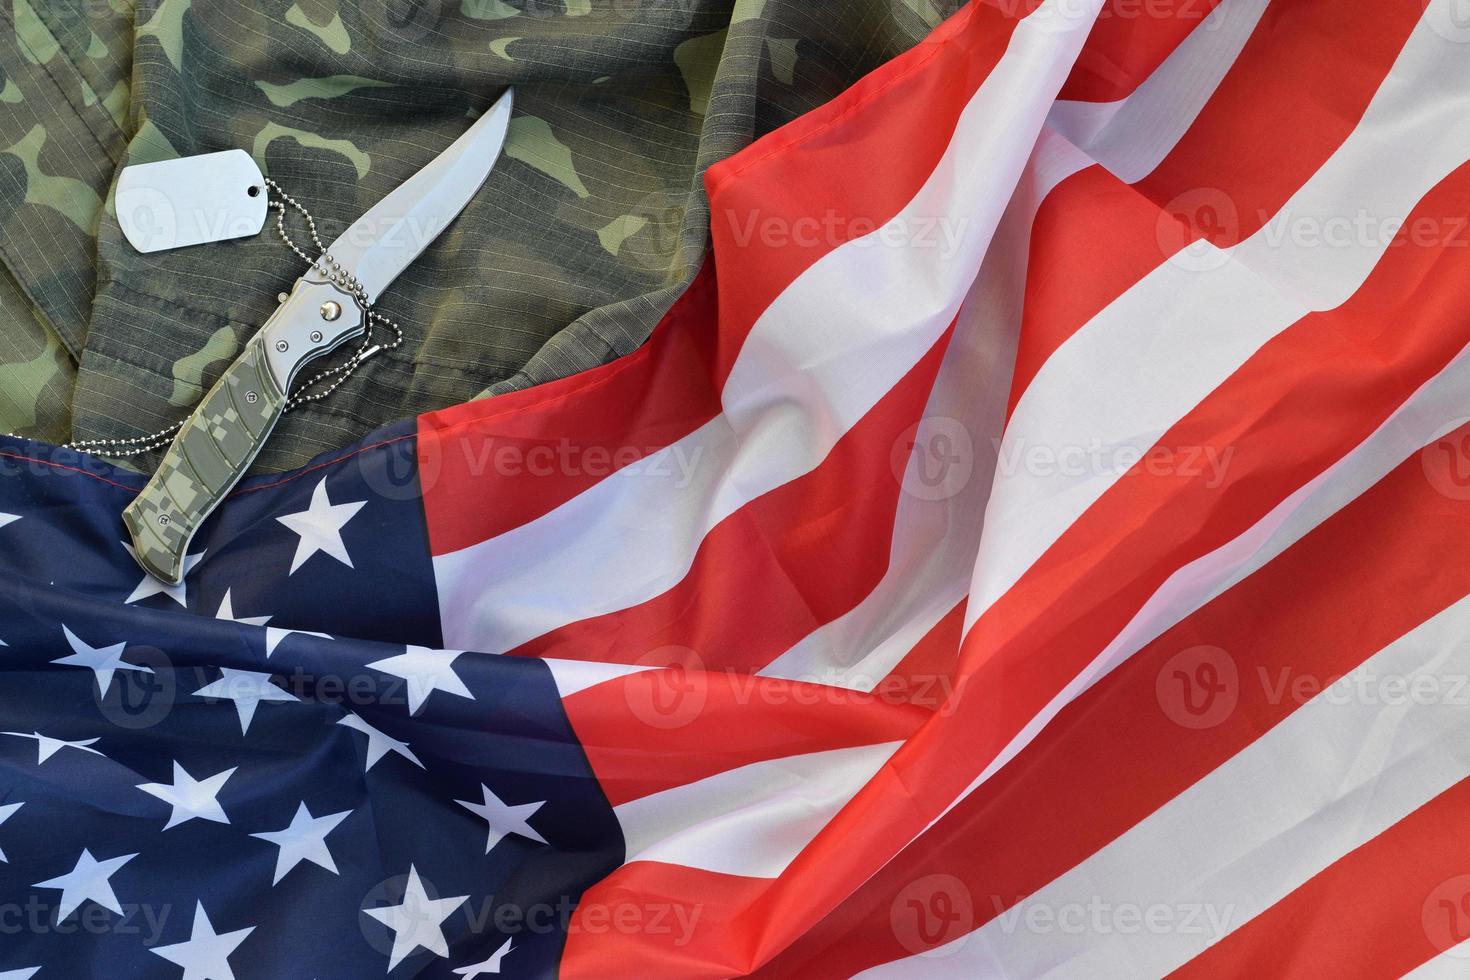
[1007,0,1424,414]
[750,415,1470,977]
[703,0,1031,385]
[1169,775,1470,979]
[419,264,720,554]
[1057,0,1225,103]
[875,599,968,705]
[563,670,927,807]
[964,156,1470,771]
[562,863,770,980]
[739,156,1470,972]
[422,0,1031,555]
[1008,165,1165,415]
[504,326,953,673]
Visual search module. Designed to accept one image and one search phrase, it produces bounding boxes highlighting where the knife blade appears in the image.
[123,89,514,585]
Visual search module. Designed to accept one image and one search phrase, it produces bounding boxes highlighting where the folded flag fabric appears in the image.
[6,0,1470,977]
[0,422,621,977]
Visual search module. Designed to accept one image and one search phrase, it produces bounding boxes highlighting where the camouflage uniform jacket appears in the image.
[0,0,958,472]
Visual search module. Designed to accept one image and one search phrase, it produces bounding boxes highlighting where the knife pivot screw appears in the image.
[320,301,342,321]
[275,340,289,353]
[157,515,170,527]
[245,391,258,404]
[310,330,323,343]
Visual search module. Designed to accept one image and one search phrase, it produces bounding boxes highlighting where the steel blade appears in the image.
[324,88,513,302]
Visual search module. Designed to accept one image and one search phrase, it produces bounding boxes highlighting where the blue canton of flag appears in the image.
[0,426,624,978]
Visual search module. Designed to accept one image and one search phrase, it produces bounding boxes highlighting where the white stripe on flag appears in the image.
[967,0,1470,632]
[1404,941,1470,979]
[760,0,1256,689]
[433,0,1104,654]
[543,658,655,699]
[1046,0,1270,182]
[758,127,1085,689]
[860,589,1470,978]
[950,337,1470,817]
[614,741,901,879]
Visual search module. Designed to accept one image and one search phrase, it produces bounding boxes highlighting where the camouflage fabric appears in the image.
[123,332,287,583]
[0,0,961,473]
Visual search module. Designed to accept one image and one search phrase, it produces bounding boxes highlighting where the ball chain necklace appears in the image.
[6,179,404,457]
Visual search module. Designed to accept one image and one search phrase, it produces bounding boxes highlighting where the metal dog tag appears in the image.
[117,149,269,253]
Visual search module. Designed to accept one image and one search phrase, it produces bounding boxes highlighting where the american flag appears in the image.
[5,0,1470,976]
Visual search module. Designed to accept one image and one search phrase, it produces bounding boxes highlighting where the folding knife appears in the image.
[123,89,514,584]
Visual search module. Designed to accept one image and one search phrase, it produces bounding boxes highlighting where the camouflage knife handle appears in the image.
[123,333,286,584]
[123,274,365,584]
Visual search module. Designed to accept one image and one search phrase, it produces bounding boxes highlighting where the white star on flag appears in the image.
[193,669,299,734]
[32,848,138,921]
[0,802,21,862]
[454,939,514,977]
[249,802,352,885]
[0,513,18,530]
[367,646,475,715]
[52,625,152,694]
[336,714,425,772]
[363,865,469,971]
[264,626,331,659]
[123,544,204,606]
[214,589,271,627]
[454,785,548,854]
[137,762,236,830]
[1,731,104,764]
[276,477,365,574]
[150,902,254,980]
[0,968,39,980]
